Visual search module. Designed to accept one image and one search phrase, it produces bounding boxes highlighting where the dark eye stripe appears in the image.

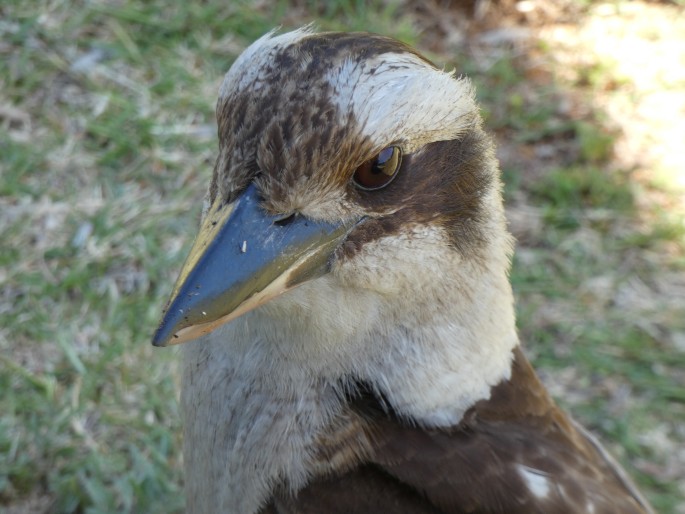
[353,146,402,191]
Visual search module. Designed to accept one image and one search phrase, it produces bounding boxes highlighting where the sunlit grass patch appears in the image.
[529,166,634,231]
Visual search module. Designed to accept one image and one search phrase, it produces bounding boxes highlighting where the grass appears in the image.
[1,0,684,512]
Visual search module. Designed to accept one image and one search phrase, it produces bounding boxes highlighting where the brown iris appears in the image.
[353,146,402,191]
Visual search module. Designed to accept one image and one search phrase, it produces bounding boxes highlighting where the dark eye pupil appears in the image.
[353,146,402,191]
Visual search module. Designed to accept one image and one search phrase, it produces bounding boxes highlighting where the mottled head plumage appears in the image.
[209,28,499,261]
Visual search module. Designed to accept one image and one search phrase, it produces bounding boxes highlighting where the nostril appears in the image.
[273,213,296,227]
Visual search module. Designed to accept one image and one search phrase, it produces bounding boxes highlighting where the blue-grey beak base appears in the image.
[152,184,358,347]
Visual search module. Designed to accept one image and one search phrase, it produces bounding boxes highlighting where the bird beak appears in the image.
[152,183,358,347]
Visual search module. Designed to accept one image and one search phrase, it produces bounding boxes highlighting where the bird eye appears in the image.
[353,146,402,191]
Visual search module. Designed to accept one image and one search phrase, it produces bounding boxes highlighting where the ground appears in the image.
[1,0,684,512]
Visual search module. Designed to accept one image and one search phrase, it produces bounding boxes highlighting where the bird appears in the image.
[152,27,654,514]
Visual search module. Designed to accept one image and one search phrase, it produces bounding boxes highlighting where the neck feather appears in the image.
[180,215,517,512]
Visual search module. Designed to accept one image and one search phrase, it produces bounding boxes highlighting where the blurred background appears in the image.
[1,0,684,512]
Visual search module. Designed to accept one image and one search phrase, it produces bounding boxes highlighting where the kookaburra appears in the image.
[152,28,654,514]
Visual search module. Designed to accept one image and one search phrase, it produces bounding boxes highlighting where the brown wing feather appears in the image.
[264,465,441,514]
[264,347,653,514]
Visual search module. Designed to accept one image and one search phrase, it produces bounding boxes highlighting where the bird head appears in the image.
[152,28,515,364]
